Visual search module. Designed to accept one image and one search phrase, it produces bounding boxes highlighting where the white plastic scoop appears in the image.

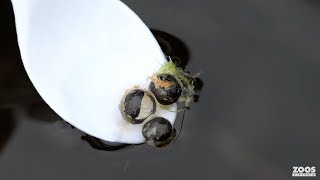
[11,0,177,144]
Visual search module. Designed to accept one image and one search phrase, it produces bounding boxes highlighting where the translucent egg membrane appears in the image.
[11,0,177,144]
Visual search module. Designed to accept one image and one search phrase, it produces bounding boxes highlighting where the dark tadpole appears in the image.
[151,29,190,69]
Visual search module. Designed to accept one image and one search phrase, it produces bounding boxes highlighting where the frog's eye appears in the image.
[142,117,176,147]
[149,73,182,105]
[120,89,156,124]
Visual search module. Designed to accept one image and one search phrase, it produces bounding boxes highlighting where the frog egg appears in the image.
[149,73,183,105]
[120,89,156,124]
[143,117,174,141]
[11,0,178,144]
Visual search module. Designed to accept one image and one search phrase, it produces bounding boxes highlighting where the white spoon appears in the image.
[11,0,177,144]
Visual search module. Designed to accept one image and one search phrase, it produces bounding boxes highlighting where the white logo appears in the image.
[292,166,316,177]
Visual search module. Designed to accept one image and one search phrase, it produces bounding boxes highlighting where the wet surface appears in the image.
[1,0,320,179]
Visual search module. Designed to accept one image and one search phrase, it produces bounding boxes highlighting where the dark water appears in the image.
[1,0,320,179]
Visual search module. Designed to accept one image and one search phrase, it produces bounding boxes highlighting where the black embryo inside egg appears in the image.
[122,89,156,124]
[149,73,182,105]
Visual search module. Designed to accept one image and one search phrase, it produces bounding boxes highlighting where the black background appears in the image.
[1,0,320,179]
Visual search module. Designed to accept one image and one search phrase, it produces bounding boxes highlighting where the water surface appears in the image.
[0,0,320,179]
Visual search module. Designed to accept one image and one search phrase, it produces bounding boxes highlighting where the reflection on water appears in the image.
[0,0,37,153]
[0,108,15,153]
[81,135,132,151]
[26,102,61,123]
[151,29,190,69]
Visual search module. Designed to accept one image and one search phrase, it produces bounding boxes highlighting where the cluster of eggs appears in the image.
[119,59,201,147]
[119,72,182,147]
